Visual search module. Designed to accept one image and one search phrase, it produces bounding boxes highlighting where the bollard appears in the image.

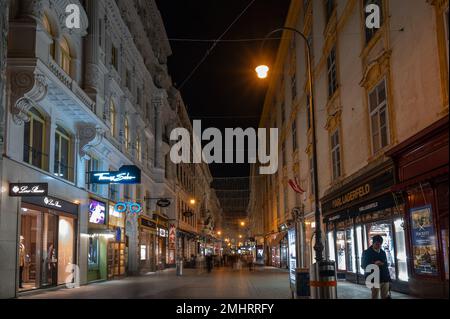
[309,260,337,299]
[176,259,183,276]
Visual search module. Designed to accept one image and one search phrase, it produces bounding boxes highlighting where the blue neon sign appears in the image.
[89,165,141,184]
[114,202,142,215]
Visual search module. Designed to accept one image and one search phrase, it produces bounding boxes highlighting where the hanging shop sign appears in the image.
[114,202,142,215]
[22,196,78,216]
[140,217,157,229]
[156,198,171,208]
[9,183,48,197]
[88,165,141,184]
[410,205,439,275]
[158,228,167,237]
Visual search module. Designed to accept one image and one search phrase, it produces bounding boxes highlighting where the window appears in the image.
[325,0,335,23]
[42,14,55,59]
[125,69,131,90]
[88,237,99,268]
[327,47,338,98]
[394,218,409,281]
[140,245,147,260]
[364,0,383,44]
[291,72,297,101]
[331,129,341,180]
[23,108,46,170]
[124,117,130,150]
[109,182,119,202]
[336,230,346,270]
[111,46,118,70]
[98,19,102,47]
[309,156,315,195]
[368,79,389,153]
[124,184,132,201]
[54,125,71,181]
[292,120,298,151]
[136,136,141,161]
[346,228,356,273]
[59,37,71,75]
[109,100,116,136]
[86,157,99,193]
[327,231,336,261]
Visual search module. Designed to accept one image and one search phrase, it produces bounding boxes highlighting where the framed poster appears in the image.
[410,205,438,275]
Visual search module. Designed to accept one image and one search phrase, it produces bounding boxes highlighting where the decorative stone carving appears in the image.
[77,124,105,159]
[10,70,48,125]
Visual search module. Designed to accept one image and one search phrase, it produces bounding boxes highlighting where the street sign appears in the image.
[156,198,171,207]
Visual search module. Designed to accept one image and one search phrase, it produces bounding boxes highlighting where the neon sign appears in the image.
[114,202,142,215]
[88,165,141,184]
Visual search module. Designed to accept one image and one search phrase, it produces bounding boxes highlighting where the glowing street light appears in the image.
[255,65,269,79]
[217,231,222,236]
[240,221,245,227]
[239,234,243,239]
[189,198,196,205]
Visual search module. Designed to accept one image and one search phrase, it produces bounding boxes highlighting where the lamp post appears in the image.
[256,27,336,299]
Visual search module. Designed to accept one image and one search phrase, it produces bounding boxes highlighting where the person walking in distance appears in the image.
[361,235,392,299]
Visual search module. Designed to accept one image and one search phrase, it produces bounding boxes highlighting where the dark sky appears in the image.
[156,0,291,178]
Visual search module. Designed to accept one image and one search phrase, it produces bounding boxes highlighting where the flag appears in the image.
[288,177,305,194]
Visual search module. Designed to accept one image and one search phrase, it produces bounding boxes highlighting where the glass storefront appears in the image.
[346,228,356,273]
[367,221,396,280]
[107,203,126,279]
[19,204,76,291]
[336,231,346,271]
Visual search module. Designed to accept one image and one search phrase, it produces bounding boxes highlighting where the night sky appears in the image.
[156,0,291,178]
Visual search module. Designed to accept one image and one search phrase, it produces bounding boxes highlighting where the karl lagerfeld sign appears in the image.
[9,183,48,197]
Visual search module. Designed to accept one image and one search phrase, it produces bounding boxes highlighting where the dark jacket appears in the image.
[361,246,392,283]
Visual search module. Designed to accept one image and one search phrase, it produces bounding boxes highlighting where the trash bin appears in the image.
[296,268,310,298]
[176,259,183,276]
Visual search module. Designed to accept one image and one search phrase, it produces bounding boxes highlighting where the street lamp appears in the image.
[240,221,245,227]
[189,198,196,205]
[256,27,336,299]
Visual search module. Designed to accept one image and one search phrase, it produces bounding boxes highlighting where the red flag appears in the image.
[288,178,305,194]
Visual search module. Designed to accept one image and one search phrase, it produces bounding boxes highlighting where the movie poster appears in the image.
[410,205,438,275]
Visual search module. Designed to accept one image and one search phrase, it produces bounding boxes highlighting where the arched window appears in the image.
[136,135,141,162]
[124,117,130,150]
[59,37,71,75]
[109,100,116,136]
[23,108,46,170]
[42,14,55,59]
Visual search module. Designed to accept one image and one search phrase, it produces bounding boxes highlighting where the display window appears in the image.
[88,236,99,269]
[394,218,409,281]
[346,228,356,273]
[336,231,346,271]
[19,205,76,292]
[327,231,335,262]
[367,221,396,280]
[356,225,366,275]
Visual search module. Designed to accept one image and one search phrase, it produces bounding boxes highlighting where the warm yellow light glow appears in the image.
[255,65,269,79]
[217,231,222,236]
[240,221,245,226]
[239,235,242,238]
[189,199,196,205]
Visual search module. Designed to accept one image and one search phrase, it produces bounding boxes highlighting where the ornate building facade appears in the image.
[248,0,448,298]
[0,0,213,298]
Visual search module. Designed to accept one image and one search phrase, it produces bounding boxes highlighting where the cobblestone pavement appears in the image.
[19,266,414,299]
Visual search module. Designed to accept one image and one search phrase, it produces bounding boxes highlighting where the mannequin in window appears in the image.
[19,236,26,288]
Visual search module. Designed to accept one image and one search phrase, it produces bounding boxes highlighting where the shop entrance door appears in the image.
[19,208,58,291]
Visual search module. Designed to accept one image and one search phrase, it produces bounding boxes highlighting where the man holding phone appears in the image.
[361,235,392,299]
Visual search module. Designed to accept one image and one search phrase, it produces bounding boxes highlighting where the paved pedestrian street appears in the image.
[19,267,413,299]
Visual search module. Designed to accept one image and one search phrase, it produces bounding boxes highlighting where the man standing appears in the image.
[361,235,392,299]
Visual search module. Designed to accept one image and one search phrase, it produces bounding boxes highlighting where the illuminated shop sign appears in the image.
[89,199,106,225]
[9,183,48,197]
[114,202,142,215]
[22,196,78,216]
[158,228,167,237]
[88,165,141,184]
